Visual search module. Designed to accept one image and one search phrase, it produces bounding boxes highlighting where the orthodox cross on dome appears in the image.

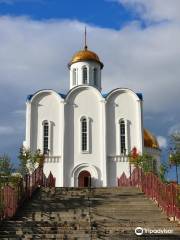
[84,26,88,50]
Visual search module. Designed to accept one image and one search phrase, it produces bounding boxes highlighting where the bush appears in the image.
[18,146,45,176]
[129,151,157,174]
[0,155,13,176]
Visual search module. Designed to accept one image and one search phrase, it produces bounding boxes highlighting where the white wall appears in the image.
[43,160,63,187]
[24,87,144,187]
[25,90,64,186]
[64,86,106,187]
[69,61,101,91]
[106,89,143,185]
[106,89,143,156]
[108,160,130,186]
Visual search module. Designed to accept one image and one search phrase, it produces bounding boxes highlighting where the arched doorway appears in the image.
[78,170,91,187]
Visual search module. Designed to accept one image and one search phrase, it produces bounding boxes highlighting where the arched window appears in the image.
[93,68,97,86]
[82,67,87,84]
[81,117,88,152]
[120,120,126,154]
[43,121,49,154]
[73,69,77,85]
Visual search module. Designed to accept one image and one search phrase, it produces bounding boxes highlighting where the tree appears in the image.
[137,153,156,173]
[0,154,13,176]
[169,132,180,183]
[129,147,157,174]
[0,154,13,187]
[18,146,32,176]
[18,146,45,176]
[159,163,168,183]
[32,149,45,168]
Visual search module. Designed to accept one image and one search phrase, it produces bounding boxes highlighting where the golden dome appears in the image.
[144,128,159,149]
[68,47,104,69]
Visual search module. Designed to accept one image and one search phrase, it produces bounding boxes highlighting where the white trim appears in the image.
[25,102,31,148]
[30,89,64,104]
[125,119,129,154]
[77,68,79,85]
[60,102,64,186]
[137,99,143,153]
[45,156,61,163]
[66,85,104,102]
[49,121,52,155]
[106,88,141,101]
[101,100,107,186]
[108,155,129,162]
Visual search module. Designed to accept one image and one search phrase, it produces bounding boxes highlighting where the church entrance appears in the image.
[78,170,91,187]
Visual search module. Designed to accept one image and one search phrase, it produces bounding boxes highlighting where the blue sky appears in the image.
[0,0,180,181]
[0,0,136,29]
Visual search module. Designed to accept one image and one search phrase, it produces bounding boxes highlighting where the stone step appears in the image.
[0,221,90,228]
[16,211,90,217]
[1,223,178,233]
[0,236,179,240]
[1,221,178,229]
[0,233,94,240]
[0,186,179,239]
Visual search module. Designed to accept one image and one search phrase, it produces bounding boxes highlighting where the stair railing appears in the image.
[0,167,56,220]
[118,167,180,221]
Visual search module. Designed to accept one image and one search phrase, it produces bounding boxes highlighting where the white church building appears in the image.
[23,40,160,187]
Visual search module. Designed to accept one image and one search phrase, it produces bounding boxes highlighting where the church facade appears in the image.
[23,42,160,187]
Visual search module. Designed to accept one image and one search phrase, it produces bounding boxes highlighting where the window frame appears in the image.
[73,68,77,86]
[82,66,88,84]
[93,68,98,86]
[42,121,49,155]
[80,116,89,153]
[119,119,126,155]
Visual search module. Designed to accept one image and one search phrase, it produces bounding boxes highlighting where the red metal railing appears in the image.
[0,167,55,220]
[118,167,180,220]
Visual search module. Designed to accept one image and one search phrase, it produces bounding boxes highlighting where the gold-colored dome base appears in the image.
[144,128,159,149]
[68,48,103,69]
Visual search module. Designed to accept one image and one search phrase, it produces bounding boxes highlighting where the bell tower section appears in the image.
[68,29,104,91]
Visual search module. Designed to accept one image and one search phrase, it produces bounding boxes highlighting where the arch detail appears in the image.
[30,89,64,104]
[106,88,141,102]
[71,163,99,187]
[65,85,104,102]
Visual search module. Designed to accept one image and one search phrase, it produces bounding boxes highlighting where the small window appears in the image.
[83,67,87,84]
[81,117,88,151]
[43,122,49,154]
[73,69,76,85]
[120,120,126,154]
[93,68,97,86]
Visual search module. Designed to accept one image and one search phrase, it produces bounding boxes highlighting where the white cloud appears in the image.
[144,115,153,120]
[12,110,26,115]
[0,9,179,155]
[117,0,180,22]
[0,126,15,135]
[157,136,167,148]
[0,15,179,113]
[168,123,180,135]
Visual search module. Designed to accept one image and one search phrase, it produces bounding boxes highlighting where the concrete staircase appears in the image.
[0,187,180,239]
